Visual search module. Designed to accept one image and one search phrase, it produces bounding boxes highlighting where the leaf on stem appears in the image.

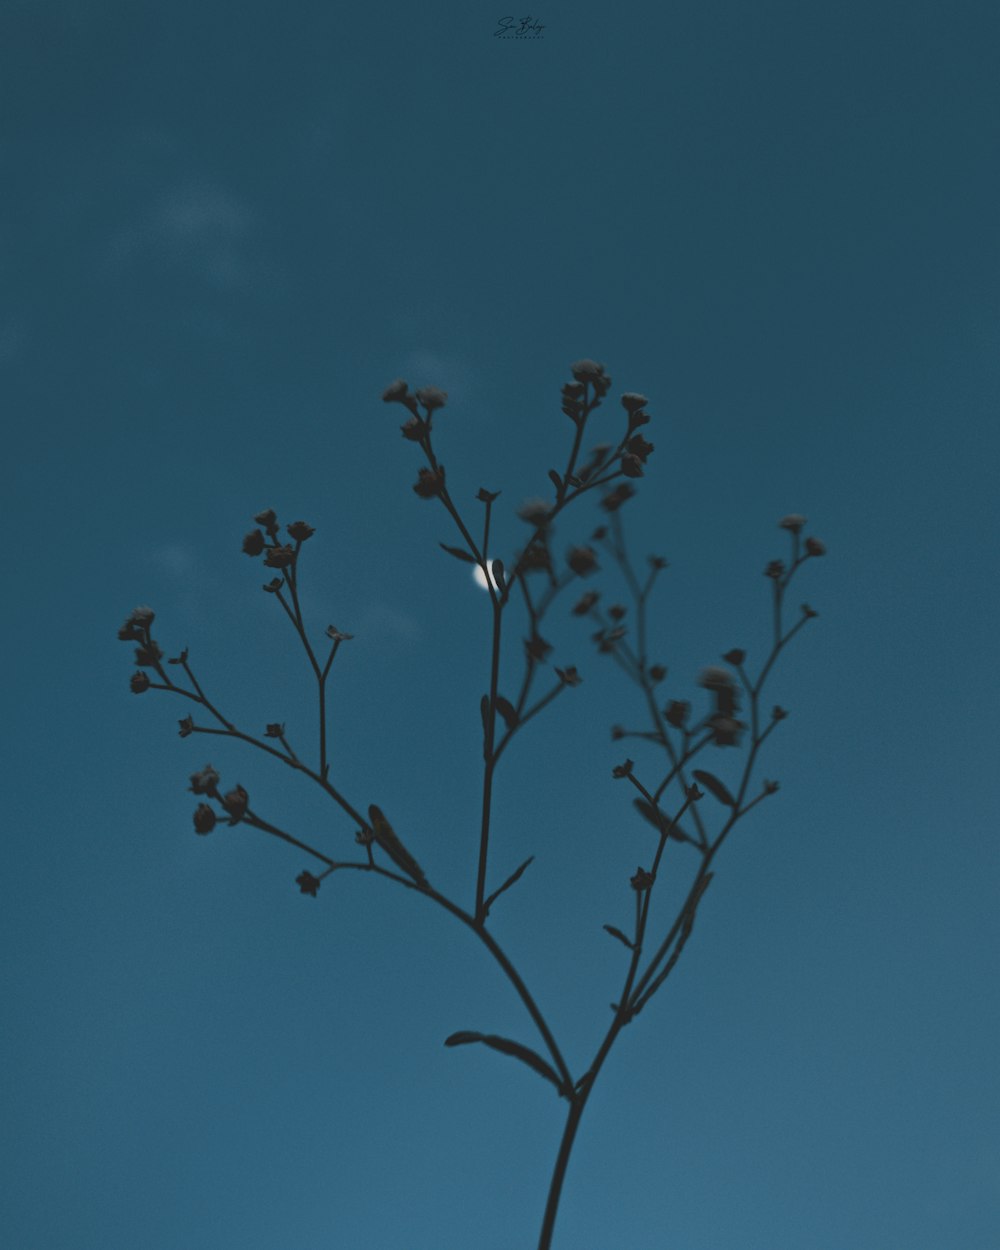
[482,855,534,917]
[368,804,429,888]
[439,543,476,564]
[495,696,518,730]
[492,559,506,591]
[548,469,563,493]
[443,1031,567,1097]
[632,798,693,843]
[691,769,736,807]
[603,924,635,950]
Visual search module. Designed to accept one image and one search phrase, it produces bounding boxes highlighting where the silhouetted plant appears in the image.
[118,359,826,1248]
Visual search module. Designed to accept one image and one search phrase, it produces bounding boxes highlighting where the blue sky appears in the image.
[3,2,999,1247]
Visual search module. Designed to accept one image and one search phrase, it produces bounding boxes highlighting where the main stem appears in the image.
[538,1097,586,1250]
[475,597,503,922]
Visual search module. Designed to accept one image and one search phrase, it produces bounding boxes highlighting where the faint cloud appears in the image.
[355,603,422,644]
[400,349,476,407]
[108,185,263,291]
[152,544,195,577]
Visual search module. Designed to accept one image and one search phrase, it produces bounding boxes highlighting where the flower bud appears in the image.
[570,359,605,383]
[193,804,216,835]
[242,529,266,556]
[612,759,634,779]
[805,537,826,557]
[621,453,644,478]
[555,665,582,687]
[620,392,648,414]
[401,416,425,441]
[567,546,599,576]
[382,379,409,404]
[222,785,249,823]
[413,467,445,499]
[264,544,296,568]
[415,386,448,411]
[722,649,745,666]
[630,867,655,891]
[608,604,627,621]
[765,559,785,579]
[626,433,654,461]
[254,509,279,534]
[296,871,321,896]
[779,514,806,533]
[134,642,163,667]
[648,664,667,683]
[189,764,220,796]
[178,716,195,737]
[130,671,151,694]
[264,722,285,738]
[664,700,690,727]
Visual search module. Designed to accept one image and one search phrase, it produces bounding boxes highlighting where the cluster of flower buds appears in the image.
[117,606,162,694]
[561,360,612,422]
[771,515,827,572]
[242,509,316,577]
[188,764,250,835]
[697,666,747,748]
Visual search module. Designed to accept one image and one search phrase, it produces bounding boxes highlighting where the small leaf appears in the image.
[632,798,693,844]
[495,696,518,729]
[483,856,534,916]
[443,1031,566,1096]
[493,559,506,591]
[603,924,635,950]
[440,543,476,564]
[691,769,736,807]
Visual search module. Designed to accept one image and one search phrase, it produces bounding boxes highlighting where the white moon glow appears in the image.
[472,561,499,591]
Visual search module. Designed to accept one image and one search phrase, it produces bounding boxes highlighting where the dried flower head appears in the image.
[254,509,279,533]
[611,724,626,740]
[722,649,746,666]
[764,559,785,580]
[708,715,747,748]
[805,537,826,557]
[189,764,221,796]
[630,867,655,891]
[620,393,649,414]
[264,723,285,738]
[355,826,375,846]
[571,359,605,382]
[296,871,321,896]
[567,546,599,576]
[612,759,634,779]
[129,606,156,628]
[178,716,195,737]
[222,785,249,823]
[242,529,266,556]
[415,386,448,411]
[193,804,216,835]
[130,671,151,694]
[664,699,690,727]
[779,514,807,533]
[648,664,667,683]
[608,604,627,621]
[801,602,819,619]
[413,467,444,499]
[401,416,425,442]
[525,634,553,663]
[621,453,644,479]
[262,578,283,594]
[264,545,296,569]
[626,434,654,462]
[517,498,552,528]
[555,666,582,687]
[600,483,635,512]
[772,705,788,720]
[325,626,354,642]
[698,666,735,691]
[287,521,316,543]
[134,642,163,668]
[382,379,409,404]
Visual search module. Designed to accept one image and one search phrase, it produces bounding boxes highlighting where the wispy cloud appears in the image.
[108,184,264,291]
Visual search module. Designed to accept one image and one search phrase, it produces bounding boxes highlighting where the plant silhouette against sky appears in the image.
[120,359,825,1249]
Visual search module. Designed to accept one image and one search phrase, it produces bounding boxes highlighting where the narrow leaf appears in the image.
[548,469,563,492]
[493,559,506,591]
[368,804,429,887]
[603,924,635,950]
[495,696,518,730]
[632,798,694,843]
[691,769,736,807]
[439,543,476,564]
[443,1030,566,1095]
[483,856,534,916]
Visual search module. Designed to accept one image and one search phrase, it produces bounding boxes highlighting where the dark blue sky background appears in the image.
[3,2,998,1247]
